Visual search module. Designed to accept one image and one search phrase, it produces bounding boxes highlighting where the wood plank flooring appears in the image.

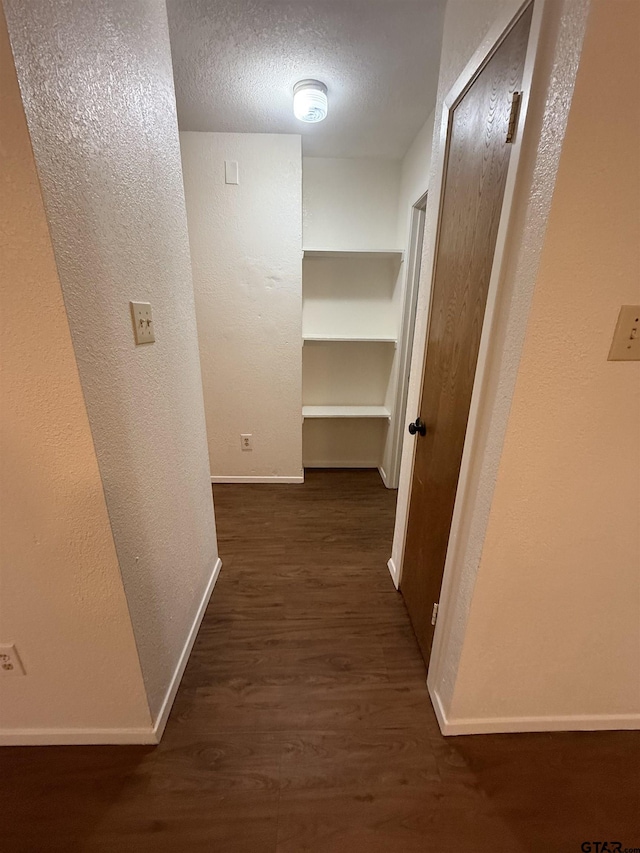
[2,470,639,852]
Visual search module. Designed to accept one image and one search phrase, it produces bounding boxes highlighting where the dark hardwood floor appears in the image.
[2,470,639,852]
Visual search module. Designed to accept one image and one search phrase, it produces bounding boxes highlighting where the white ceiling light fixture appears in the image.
[293,79,328,123]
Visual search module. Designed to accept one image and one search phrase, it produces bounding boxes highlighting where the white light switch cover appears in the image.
[225,160,239,185]
[130,301,155,344]
[608,305,640,361]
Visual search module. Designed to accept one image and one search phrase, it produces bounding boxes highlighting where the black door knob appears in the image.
[408,417,427,437]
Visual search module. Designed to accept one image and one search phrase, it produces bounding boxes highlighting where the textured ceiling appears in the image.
[166,0,446,159]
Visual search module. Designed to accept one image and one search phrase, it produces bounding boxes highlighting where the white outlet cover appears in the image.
[130,301,155,345]
[0,644,25,676]
[608,305,640,361]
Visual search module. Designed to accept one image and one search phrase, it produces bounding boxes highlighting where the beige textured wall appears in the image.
[4,0,219,723]
[451,0,640,722]
[0,8,151,738]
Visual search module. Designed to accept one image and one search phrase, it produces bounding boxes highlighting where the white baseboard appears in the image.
[429,685,640,736]
[387,557,400,589]
[378,466,388,487]
[0,727,158,746]
[152,556,222,741]
[0,556,223,747]
[429,684,450,734]
[211,475,303,484]
[303,461,379,469]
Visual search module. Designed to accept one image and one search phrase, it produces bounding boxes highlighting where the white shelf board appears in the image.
[303,405,391,420]
[303,248,404,260]
[303,335,397,344]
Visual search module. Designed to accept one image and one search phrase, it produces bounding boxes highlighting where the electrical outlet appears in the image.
[608,305,640,361]
[130,301,155,345]
[0,644,25,676]
[240,433,253,451]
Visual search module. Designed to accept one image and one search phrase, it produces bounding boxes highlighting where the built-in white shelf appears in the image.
[303,335,397,344]
[303,405,391,420]
[302,240,400,470]
[303,248,404,260]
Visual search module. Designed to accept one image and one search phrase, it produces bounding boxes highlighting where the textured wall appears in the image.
[395,112,435,250]
[180,132,303,480]
[450,0,640,723]
[303,158,401,250]
[0,7,151,738]
[4,0,218,722]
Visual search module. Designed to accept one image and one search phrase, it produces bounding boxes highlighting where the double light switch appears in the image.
[130,301,155,344]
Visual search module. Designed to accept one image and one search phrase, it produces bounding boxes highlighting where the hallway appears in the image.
[2,471,639,852]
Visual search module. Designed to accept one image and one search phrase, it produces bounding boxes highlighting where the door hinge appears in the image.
[431,602,439,626]
[506,91,522,143]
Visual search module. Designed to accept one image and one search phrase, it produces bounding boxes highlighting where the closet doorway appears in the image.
[387,192,428,489]
[301,169,429,490]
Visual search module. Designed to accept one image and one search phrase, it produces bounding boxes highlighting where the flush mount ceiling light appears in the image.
[293,79,328,123]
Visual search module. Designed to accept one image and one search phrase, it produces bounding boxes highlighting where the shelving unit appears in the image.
[303,249,404,260]
[303,405,391,420]
[302,248,403,471]
[303,335,397,344]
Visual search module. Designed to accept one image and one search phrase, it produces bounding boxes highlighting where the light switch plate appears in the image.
[225,160,239,185]
[608,305,640,361]
[130,301,155,344]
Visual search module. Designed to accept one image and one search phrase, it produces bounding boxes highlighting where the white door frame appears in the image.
[387,0,583,731]
[387,192,428,489]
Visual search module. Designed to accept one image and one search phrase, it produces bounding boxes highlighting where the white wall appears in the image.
[180,132,303,482]
[303,157,401,250]
[449,0,640,727]
[0,7,151,741]
[396,111,435,248]
[4,0,218,724]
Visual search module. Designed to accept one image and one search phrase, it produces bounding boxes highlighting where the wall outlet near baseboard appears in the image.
[0,645,25,676]
[608,305,640,361]
[240,433,253,451]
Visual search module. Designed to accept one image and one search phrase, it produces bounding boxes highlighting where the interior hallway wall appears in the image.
[0,6,151,740]
[181,132,303,482]
[450,0,640,725]
[3,0,218,724]
[396,111,436,249]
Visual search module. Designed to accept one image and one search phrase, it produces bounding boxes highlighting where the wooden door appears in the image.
[400,6,532,664]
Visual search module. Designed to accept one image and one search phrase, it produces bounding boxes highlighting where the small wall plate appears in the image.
[130,301,155,345]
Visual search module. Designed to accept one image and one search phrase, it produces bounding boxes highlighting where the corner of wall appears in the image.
[4,0,219,732]
[0,4,153,741]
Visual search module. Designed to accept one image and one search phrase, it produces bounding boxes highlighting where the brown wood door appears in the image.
[400,6,532,664]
